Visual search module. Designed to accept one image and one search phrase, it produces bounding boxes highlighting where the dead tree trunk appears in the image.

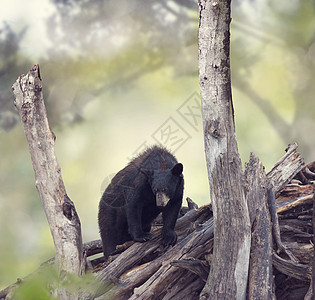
[11,65,84,299]
[245,154,274,299]
[198,0,251,299]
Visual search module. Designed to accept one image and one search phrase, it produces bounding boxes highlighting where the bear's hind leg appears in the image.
[99,203,121,258]
[100,228,117,258]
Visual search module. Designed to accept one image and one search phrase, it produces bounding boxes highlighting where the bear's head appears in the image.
[142,163,183,207]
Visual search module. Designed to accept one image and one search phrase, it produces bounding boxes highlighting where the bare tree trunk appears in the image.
[245,154,274,299]
[12,65,84,299]
[198,0,251,299]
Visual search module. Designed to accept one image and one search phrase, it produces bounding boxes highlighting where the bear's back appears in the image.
[101,146,177,207]
[132,145,177,171]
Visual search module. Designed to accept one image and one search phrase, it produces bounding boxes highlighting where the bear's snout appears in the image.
[156,192,170,207]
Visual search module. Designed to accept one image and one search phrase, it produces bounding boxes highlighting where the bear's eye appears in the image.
[162,188,167,193]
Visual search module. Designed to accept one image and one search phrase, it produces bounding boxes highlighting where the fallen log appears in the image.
[267,143,305,196]
[93,204,212,299]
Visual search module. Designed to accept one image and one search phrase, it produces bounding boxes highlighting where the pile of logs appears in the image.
[83,146,314,300]
[274,162,315,299]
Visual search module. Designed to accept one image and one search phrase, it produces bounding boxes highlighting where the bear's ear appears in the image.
[140,168,153,178]
[171,163,183,176]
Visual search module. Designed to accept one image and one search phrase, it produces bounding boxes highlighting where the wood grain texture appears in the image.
[198,1,251,299]
[12,65,83,299]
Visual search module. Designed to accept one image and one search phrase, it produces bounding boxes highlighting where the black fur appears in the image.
[98,145,184,258]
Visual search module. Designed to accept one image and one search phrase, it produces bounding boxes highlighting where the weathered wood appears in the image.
[170,258,209,282]
[161,273,205,300]
[83,239,103,257]
[93,205,212,298]
[198,0,251,298]
[245,154,274,299]
[282,242,313,265]
[95,219,213,300]
[277,183,313,202]
[128,219,214,300]
[272,253,311,281]
[296,161,315,185]
[304,281,313,300]
[277,194,313,214]
[267,143,305,196]
[12,65,83,299]
[269,188,299,263]
[273,176,313,299]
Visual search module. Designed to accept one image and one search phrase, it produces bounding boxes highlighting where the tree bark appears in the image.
[267,143,305,196]
[12,65,84,299]
[245,154,274,299]
[198,0,251,299]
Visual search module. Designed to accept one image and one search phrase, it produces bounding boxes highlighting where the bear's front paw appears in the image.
[162,230,177,247]
[133,232,151,243]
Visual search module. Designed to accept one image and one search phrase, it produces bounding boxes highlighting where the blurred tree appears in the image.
[232,0,315,159]
[36,0,199,126]
[1,0,314,155]
[0,24,31,130]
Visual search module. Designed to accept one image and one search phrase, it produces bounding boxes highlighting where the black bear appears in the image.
[98,145,184,258]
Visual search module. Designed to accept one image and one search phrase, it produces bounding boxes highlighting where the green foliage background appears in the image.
[0,0,314,293]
